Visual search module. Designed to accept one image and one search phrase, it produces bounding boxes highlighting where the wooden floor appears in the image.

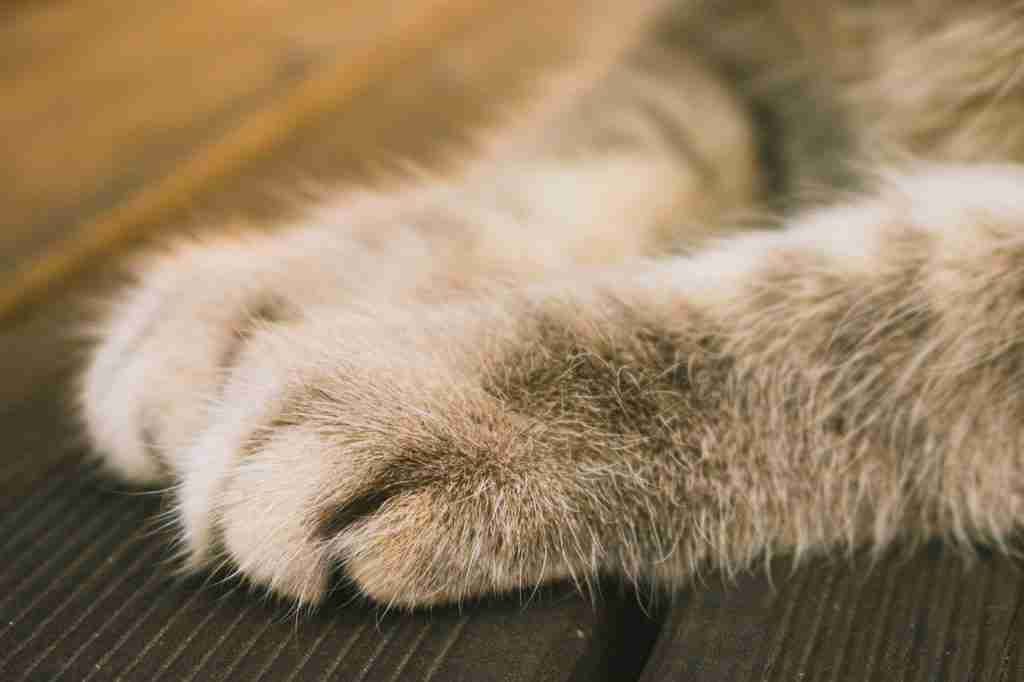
[0,0,622,321]
[3,2,1024,680]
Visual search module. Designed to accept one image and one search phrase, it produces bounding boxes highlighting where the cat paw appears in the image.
[79,234,351,484]
[83,258,657,607]
[83,269,556,606]
[164,311,572,607]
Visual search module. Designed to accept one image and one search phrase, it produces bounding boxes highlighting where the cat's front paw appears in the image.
[170,312,575,606]
[86,281,681,608]
[79,239,523,607]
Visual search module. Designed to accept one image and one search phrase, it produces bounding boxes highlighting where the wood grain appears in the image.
[0,0,634,322]
[0,0,483,318]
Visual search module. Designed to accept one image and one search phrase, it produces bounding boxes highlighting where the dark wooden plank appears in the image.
[0,467,638,681]
[639,549,1024,681]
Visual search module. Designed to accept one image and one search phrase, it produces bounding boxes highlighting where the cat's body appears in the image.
[81,0,1024,608]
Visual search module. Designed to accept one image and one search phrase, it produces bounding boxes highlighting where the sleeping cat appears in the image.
[80,0,1024,608]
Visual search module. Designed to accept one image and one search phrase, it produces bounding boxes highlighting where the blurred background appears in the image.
[0,0,625,326]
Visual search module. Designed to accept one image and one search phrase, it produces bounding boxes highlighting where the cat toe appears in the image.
[81,249,302,485]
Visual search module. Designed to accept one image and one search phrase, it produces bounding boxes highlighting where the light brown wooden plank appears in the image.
[0,0,641,323]
[0,0,493,317]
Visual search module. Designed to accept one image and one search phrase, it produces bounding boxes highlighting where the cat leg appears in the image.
[172,164,1024,606]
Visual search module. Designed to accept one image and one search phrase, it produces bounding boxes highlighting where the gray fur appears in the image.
[80,0,1024,608]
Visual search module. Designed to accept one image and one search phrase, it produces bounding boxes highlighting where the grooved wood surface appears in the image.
[0,471,642,682]
[640,550,1024,681]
